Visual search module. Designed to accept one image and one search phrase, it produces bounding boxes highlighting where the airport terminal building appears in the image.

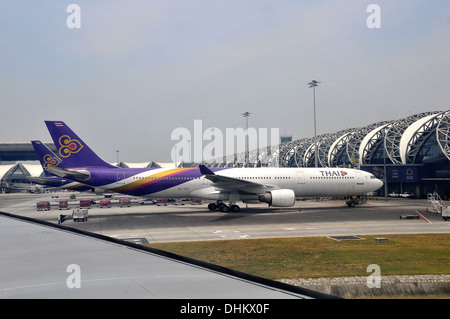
[204,110,450,199]
[287,110,450,199]
[1,110,449,199]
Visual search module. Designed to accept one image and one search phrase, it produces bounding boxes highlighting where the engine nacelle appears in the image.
[259,189,295,207]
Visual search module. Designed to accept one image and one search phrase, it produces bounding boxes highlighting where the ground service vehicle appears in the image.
[443,207,450,221]
[156,199,168,206]
[72,208,88,222]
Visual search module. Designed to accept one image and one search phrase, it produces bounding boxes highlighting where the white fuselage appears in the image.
[98,167,382,201]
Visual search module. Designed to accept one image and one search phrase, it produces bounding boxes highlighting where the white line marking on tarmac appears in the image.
[416,211,432,223]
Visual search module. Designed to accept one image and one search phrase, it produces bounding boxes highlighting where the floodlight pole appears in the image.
[174,145,177,168]
[382,129,388,200]
[308,80,320,168]
[243,112,251,167]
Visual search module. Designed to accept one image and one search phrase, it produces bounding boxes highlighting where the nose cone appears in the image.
[376,178,384,190]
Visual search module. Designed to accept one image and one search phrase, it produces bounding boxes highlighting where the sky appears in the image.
[1,1,449,163]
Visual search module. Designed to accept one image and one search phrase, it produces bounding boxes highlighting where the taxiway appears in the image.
[1,192,449,243]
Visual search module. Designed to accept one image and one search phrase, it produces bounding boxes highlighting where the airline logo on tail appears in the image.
[58,135,84,158]
[43,154,61,167]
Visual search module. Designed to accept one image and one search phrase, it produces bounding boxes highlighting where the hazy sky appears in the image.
[1,1,449,163]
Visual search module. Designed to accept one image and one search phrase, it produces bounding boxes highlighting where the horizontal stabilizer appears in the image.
[46,167,91,182]
[27,176,64,185]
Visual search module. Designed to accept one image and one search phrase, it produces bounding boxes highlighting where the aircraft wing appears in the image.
[199,165,275,194]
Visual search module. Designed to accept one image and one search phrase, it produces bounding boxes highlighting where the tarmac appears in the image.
[1,191,449,243]
[1,191,449,300]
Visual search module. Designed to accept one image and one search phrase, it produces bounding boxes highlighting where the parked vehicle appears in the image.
[401,192,415,198]
[190,198,202,205]
[174,198,184,205]
[58,200,69,210]
[442,207,450,221]
[37,201,50,211]
[139,198,156,205]
[119,197,131,207]
[79,199,91,208]
[72,208,88,222]
[388,192,401,198]
[99,198,111,208]
[156,199,168,206]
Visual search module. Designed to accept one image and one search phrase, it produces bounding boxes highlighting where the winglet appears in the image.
[199,165,215,175]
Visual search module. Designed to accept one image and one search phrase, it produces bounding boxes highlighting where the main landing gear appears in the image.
[345,195,367,207]
[208,201,240,212]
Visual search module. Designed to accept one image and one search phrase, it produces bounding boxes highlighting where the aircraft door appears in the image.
[117,171,126,184]
[356,172,364,185]
[296,171,306,195]
[297,171,305,184]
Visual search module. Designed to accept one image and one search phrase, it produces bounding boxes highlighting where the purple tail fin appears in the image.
[31,140,63,176]
[45,121,115,168]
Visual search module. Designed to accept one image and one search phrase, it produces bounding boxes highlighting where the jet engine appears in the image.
[259,189,295,207]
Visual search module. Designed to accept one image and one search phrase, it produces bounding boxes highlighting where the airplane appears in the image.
[29,140,96,192]
[42,121,383,212]
[6,182,45,193]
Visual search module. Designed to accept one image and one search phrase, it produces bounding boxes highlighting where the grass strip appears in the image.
[145,234,450,280]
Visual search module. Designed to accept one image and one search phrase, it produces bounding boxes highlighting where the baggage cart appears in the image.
[37,201,50,211]
[79,199,91,209]
[99,198,111,208]
[119,197,131,207]
[58,200,69,210]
